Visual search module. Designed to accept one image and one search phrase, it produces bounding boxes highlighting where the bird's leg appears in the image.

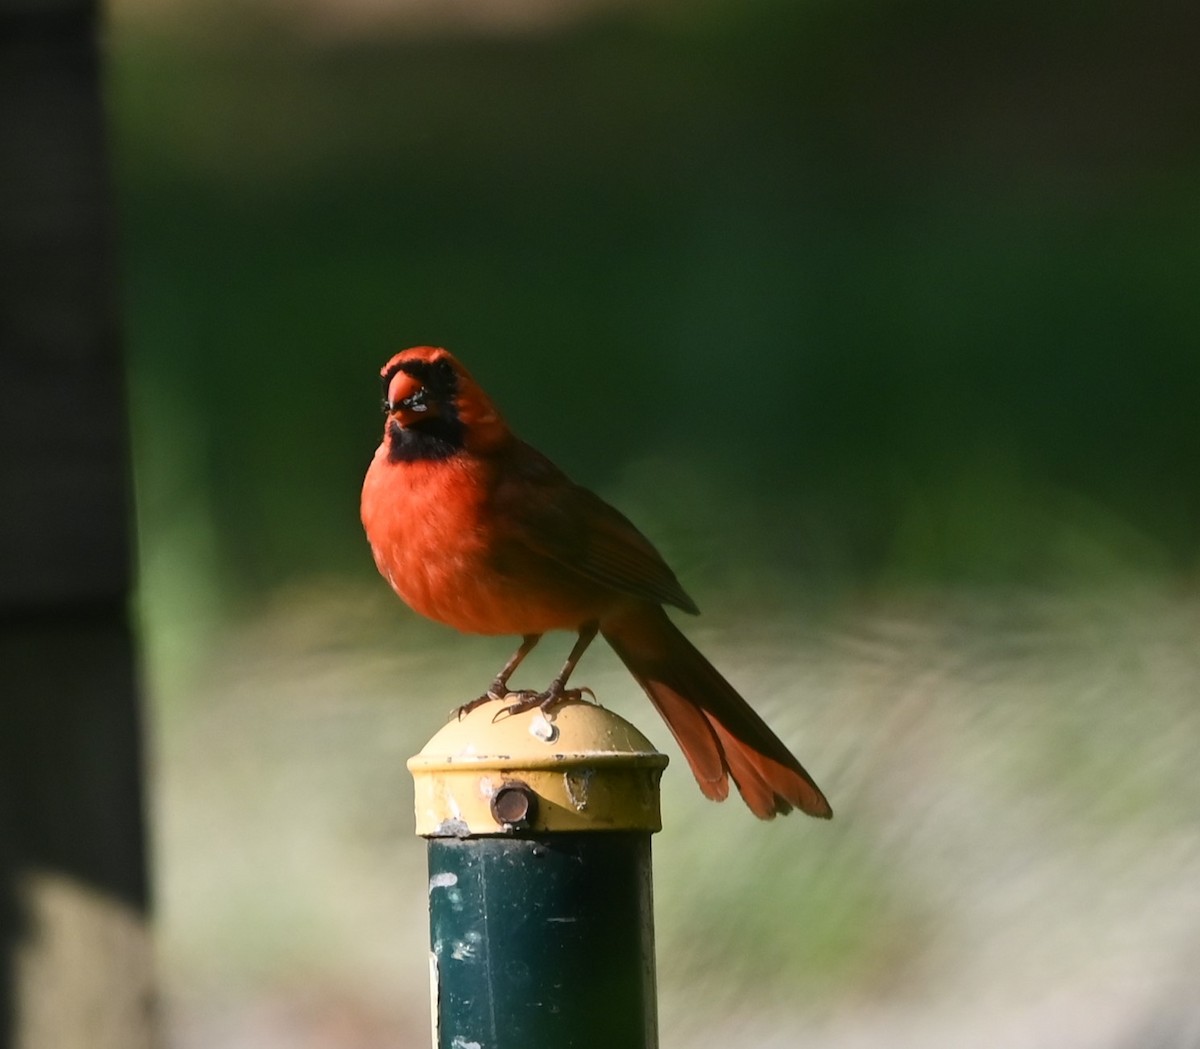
[455,634,542,718]
[488,633,543,697]
[494,622,599,720]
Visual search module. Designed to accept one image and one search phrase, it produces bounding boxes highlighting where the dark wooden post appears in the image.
[0,0,158,1046]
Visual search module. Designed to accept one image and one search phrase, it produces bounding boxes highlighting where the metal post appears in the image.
[408,698,668,1049]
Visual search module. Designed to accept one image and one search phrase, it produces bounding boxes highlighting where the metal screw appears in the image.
[491,781,538,830]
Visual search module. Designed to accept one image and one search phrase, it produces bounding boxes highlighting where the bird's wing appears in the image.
[493,441,700,614]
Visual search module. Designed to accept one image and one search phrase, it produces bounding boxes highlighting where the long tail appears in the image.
[601,605,831,820]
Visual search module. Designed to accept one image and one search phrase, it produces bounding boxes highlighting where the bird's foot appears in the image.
[453,684,596,722]
[453,687,508,720]
[491,684,596,722]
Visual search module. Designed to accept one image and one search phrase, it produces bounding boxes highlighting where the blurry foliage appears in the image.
[109,0,1200,629]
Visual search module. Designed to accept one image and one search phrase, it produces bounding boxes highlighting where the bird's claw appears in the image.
[490,685,596,722]
[453,685,596,722]
[453,690,503,721]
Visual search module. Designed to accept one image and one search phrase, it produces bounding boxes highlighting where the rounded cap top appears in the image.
[407,698,668,836]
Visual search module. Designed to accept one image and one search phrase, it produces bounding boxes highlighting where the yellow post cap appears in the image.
[407,697,669,836]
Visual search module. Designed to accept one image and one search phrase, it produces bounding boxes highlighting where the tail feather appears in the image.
[703,714,790,817]
[641,681,730,802]
[601,605,832,820]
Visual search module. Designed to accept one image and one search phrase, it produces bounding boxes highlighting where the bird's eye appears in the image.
[402,387,429,412]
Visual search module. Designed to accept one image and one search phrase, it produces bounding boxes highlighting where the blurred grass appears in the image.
[104,0,1200,1045]
[153,580,1200,1047]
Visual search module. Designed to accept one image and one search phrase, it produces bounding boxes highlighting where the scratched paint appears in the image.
[565,767,594,810]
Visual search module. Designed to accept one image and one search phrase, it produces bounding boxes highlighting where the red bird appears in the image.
[360,347,831,819]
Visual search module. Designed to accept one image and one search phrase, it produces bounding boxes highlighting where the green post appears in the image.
[408,698,668,1049]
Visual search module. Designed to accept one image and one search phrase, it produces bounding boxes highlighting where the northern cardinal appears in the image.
[360,347,831,819]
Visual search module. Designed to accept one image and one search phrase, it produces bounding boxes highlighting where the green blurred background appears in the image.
[108,0,1200,1045]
